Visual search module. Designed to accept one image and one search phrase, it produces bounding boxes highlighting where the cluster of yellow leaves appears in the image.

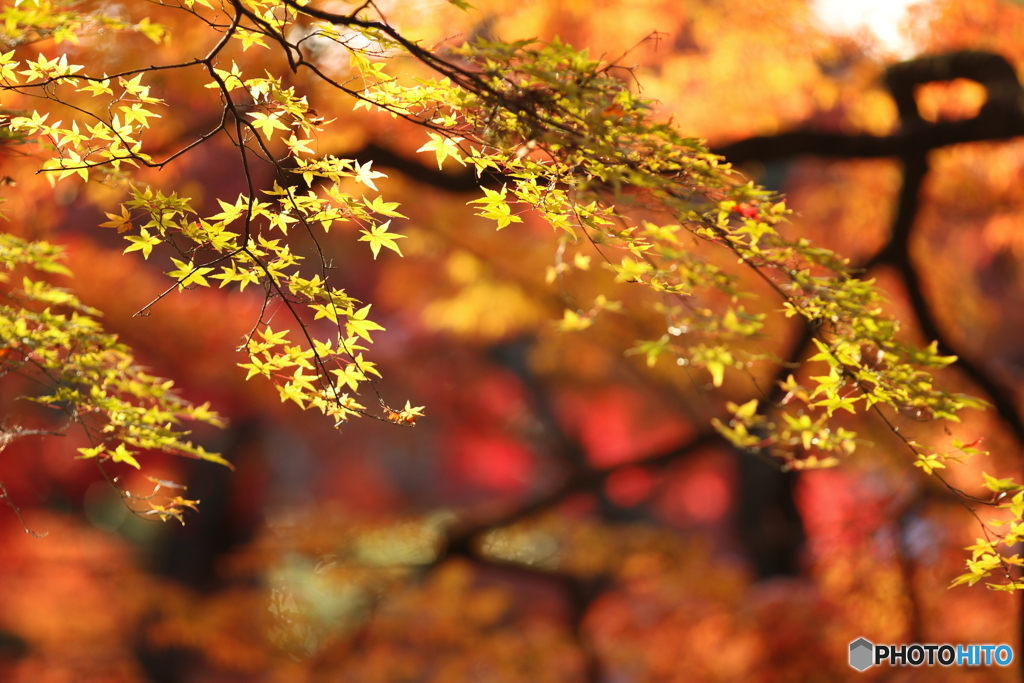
[0,0,141,49]
[2,6,425,427]
[357,35,986,468]
[0,233,224,520]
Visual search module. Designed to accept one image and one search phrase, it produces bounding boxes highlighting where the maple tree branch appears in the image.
[0,428,58,537]
[868,152,1024,446]
[717,52,1024,450]
[716,48,1024,646]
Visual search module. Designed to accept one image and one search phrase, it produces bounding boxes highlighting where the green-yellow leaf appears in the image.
[358,220,406,259]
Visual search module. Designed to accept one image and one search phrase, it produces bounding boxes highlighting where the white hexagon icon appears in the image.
[849,638,874,671]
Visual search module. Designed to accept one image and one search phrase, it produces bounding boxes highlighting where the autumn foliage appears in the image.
[2,0,1024,681]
